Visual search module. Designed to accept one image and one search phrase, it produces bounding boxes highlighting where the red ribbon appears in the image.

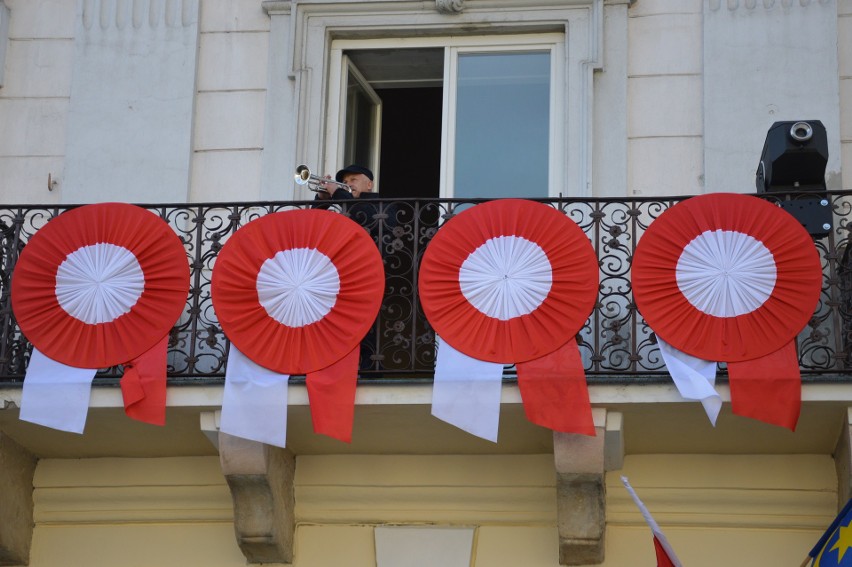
[516,340,595,436]
[120,335,169,426]
[728,340,801,431]
[306,347,360,442]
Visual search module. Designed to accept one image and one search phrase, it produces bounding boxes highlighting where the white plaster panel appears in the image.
[0,2,8,87]
[200,0,270,33]
[842,78,852,140]
[194,91,266,151]
[840,13,852,76]
[375,527,474,567]
[627,13,702,76]
[2,39,73,97]
[592,2,630,198]
[703,0,842,193]
[62,0,200,204]
[197,31,268,92]
[189,149,262,202]
[0,98,67,156]
[628,136,705,196]
[628,75,703,138]
[5,0,75,38]
[0,156,63,203]
[628,0,702,17]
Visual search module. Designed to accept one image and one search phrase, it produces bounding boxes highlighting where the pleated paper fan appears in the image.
[418,199,598,363]
[632,193,822,362]
[11,203,190,369]
[211,208,384,375]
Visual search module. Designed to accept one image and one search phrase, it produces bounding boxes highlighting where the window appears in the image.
[262,1,611,202]
[447,49,553,200]
[328,35,564,200]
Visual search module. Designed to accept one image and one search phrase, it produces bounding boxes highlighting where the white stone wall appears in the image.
[0,0,849,203]
[191,1,269,203]
[0,0,75,204]
[627,0,704,198]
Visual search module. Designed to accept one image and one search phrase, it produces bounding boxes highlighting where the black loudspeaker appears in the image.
[755,120,831,238]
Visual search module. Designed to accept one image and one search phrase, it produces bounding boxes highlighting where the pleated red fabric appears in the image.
[306,346,360,442]
[11,203,189,369]
[419,199,599,436]
[632,193,821,430]
[516,340,595,435]
[728,340,801,431]
[419,199,598,363]
[211,209,384,375]
[632,193,821,363]
[121,335,169,426]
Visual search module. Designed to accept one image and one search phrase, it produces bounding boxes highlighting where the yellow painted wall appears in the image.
[26,453,837,566]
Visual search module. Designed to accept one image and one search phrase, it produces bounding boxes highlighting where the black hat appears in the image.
[335,164,374,183]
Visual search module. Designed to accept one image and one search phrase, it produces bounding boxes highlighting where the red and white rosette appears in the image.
[11,203,189,432]
[419,199,599,441]
[211,209,384,447]
[632,193,822,430]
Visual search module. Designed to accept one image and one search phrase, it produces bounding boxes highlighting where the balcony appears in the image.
[2,192,851,385]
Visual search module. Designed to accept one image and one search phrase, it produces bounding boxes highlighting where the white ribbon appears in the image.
[431,336,505,442]
[220,345,290,448]
[20,348,97,433]
[657,337,721,425]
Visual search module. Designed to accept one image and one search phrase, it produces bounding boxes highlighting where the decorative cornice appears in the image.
[81,0,198,30]
[708,0,832,11]
[436,0,465,13]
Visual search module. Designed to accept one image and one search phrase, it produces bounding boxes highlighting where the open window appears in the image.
[328,34,564,200]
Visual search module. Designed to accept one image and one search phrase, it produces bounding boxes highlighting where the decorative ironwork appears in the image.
[2,192,851,384]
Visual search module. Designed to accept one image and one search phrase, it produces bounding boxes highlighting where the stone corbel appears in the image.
[219,432,296,564]
[554,410,623,565]
[0,432,37,566]
[834,408,852,510]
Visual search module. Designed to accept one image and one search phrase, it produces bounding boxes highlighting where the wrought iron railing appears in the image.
[1,193,851,384]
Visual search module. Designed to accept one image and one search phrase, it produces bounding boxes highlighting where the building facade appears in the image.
[1,0,851,565]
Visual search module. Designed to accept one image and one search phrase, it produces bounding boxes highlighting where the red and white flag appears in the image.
[621,476,682,567]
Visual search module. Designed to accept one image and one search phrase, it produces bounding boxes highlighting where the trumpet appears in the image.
[294,164,352,193]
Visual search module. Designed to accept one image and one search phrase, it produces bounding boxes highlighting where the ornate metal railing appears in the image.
[1,193,851,385]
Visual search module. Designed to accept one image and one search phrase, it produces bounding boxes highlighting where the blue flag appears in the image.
[811,499,852,566]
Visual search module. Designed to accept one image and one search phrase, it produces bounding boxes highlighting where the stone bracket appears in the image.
[0,432,37,566]
[554,410,623,565]
[219,432,296,564]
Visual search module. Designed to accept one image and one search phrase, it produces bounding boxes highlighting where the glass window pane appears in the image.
[453,51,550,199]
[345,68,378,167]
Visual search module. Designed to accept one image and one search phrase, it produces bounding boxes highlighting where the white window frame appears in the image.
[327,53,383,181]
[440,37,564,198]
[329,34,564,198]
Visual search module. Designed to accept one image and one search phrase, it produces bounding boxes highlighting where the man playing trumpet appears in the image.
[313,163,376,200]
